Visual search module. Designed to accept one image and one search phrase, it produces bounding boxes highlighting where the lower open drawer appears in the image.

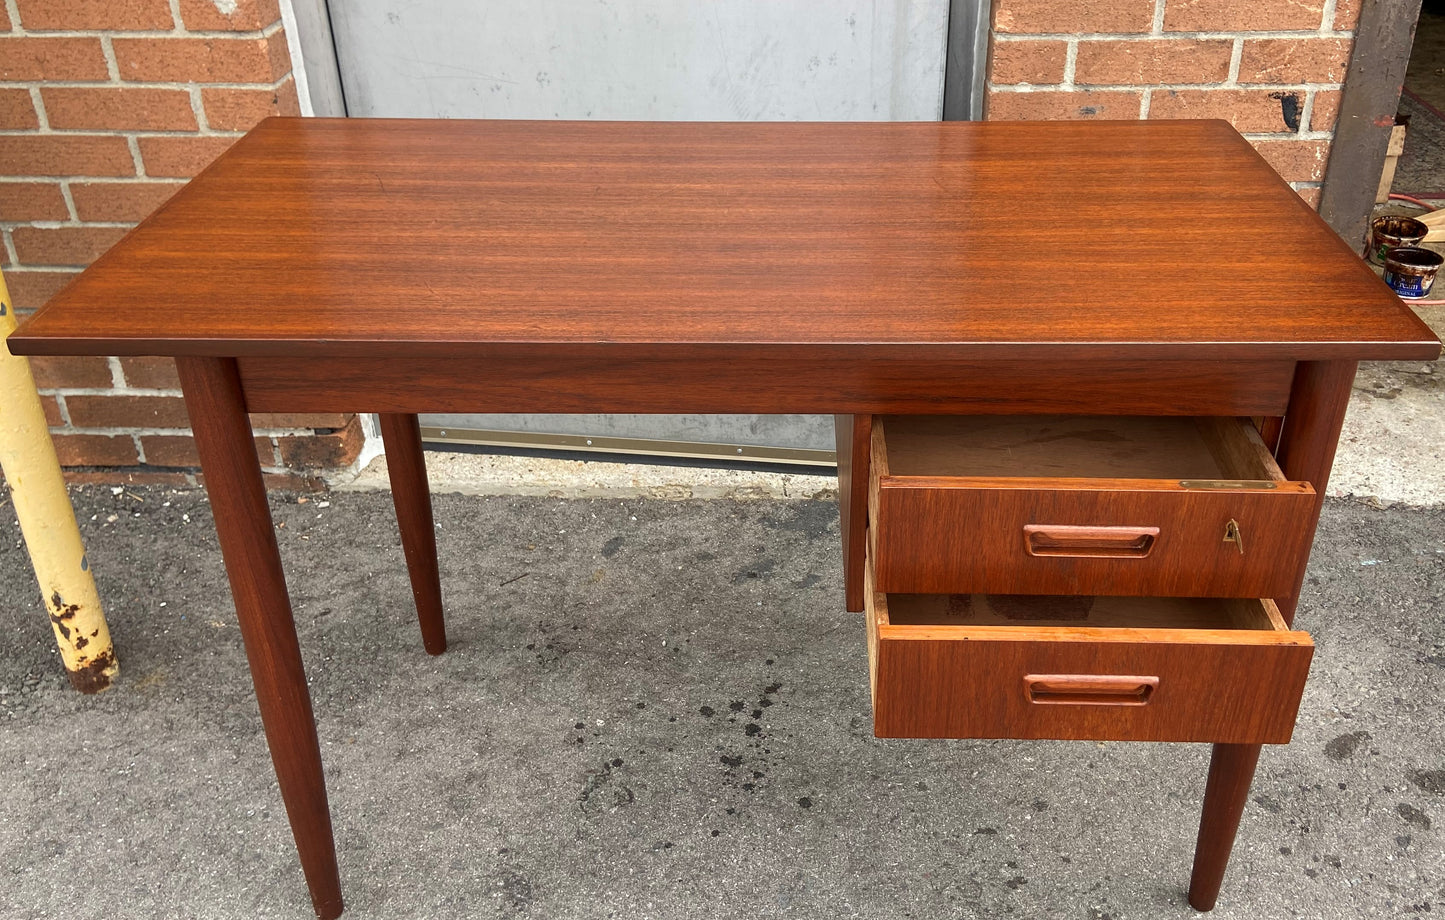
[865,559,1313,744]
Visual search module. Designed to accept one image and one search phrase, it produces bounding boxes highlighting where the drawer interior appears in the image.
[878,415,1283,481]
[883,592,1286,632]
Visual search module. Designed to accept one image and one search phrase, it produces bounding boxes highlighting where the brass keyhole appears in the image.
[1223,519,1244,555]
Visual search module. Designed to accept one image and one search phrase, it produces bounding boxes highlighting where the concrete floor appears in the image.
[1331,305,1444,506]
[2,487,1442,920]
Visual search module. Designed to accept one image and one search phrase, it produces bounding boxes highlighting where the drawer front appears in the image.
[866,574,1313,744]
[869,479,1317,597]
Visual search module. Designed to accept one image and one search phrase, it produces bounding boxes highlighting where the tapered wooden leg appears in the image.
[1188,742,1263,912]
[177,357,343,920]
[835,414,872,612]
[1273,360,1357,625]
[378,412,446,655]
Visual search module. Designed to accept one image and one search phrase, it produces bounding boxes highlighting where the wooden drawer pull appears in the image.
[1024,524,1160,558]
[1024,674,1159,706]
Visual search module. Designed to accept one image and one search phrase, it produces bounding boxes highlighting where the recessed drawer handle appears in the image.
[1024,674,1159,706]
[1023,524,1160,558]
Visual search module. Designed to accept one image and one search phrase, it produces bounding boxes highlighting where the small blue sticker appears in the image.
[80,554,89,572]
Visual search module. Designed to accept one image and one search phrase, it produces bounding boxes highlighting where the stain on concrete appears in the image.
[1397,803,1432,830]
[1253,794,1284,814]
[1324,730,1372,760]
[765,502,835,538]
[732,559,776,583]
[1408,769,1445,795]
[491,867,533,911]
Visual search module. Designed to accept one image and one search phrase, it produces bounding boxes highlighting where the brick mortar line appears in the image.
[1320,0,1340,33]
[52,424,349,437]
[1150,0,1166,36]
[0,128,246,137]
[99,35,120,82]
[78,468,317,480]
[53,392,73,426]
[5,24,284,40]
[1,229,18,265]
[1240,131,1334,141]
[37,386,184,397]
[167,0,184,32]
[2,77,298,91]
[68,463,304,478]
[189,85,208,132]
[57,181,79,222]
[2,220,136,229]
[991,30,1354,41]
[127,135,144,177]
[0,177,182,184]
[26,86,47,129]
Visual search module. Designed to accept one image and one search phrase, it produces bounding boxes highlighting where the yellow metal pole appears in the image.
[0,271,117,693]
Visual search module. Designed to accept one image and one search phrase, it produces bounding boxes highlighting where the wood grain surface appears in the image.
[176,357,343,920]
[868,416,1317,598]
[231,354,1300,416]
[1273,361,1360,625]
[866,562,1314,743]
[9,119,1439,363]
[835,414,871,613]
[378,413,447,656]
[1189,743,1265,911]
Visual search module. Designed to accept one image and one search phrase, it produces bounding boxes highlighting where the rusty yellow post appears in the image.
[0,271,117,692]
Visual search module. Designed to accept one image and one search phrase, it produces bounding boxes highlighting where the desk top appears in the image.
[10,118,1439,362]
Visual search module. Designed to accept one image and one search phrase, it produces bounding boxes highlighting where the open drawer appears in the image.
[868,415,1316,598]
[865,559,1313,743]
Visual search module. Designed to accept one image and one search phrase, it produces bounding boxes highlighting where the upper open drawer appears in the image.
[868,415,1316,598]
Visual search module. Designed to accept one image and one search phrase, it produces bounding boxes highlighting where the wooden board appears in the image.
[231,354,1302,416]
[9,119,1439,363]
[868,416,1316,598]
[866,562,1314,743]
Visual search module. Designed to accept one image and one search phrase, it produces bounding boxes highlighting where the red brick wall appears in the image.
[986,0,1358,209]
[1,0,361,489]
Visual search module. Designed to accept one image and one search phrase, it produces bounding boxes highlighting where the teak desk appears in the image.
[11,118,1440,919]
